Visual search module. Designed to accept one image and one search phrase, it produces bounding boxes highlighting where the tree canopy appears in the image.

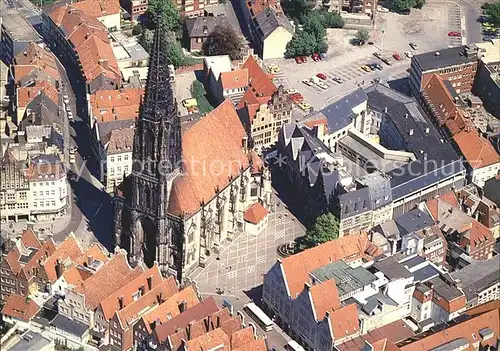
[387,0,425,11]
[139,29,185,67]
[145,0,181,31]
[355,29,370,45]
[202,23,245,60]
[298,213,339,250]
[282,0,315,21]
[485,1,500,26]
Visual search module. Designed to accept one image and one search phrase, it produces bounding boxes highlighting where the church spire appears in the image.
[140,19,176,122]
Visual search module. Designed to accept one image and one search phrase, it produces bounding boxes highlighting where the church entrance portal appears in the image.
[135,218,157,268]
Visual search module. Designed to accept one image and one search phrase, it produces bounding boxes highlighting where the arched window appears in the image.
[250,181,259,197]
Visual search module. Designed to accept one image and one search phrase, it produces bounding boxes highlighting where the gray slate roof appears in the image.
[321,88,368,133]
[413,45,477,72]
[394,209,435,234]
[185,16,228,38]
[451,254,500,301]
[365,84,465,200]
[373,256,412,280]
[254,9,294,39]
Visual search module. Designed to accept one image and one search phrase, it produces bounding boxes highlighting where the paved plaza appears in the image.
[191,193,305,298]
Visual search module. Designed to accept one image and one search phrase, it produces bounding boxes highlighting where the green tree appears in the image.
[285,31,318,57]
[303,12,326,40]
[139,29,186,68]
[354,28,370,45]
[322,11,345,28]
[132,23,143,36]
[414,0,426,8]
[485,1,500,26]
[146,0,181,31]
[283,0,315,21]
[202,23,245,60]
[298,213,339,250]
[388,0,415,11]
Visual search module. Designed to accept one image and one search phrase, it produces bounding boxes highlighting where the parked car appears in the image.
[393,52,401,60]
[286,88,299,95]
[63,98,70,104]
[295,56,303,64]
[361,65,372,72]
[301,56,308,62]
[381,58,393,66]
[374,52,383,59]
[312,53,320,61]
[298,102,312,111]
[65,105,71,112]
[319,53,327,60]
[316,81,328,89]
[448,31,461,37]
[67,112,73,120]
[400,9,410,15]
[377,5,389,12]
[182,98,198,108]
[332,76,344,84]
[290,93,304,103]
[302,79,313,86]
[404,51,413,58]
[409,42,418,50]
[369,63,383,70]
[316,73,327,80]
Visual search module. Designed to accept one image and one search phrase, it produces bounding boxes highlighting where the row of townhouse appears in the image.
[262,232,500,350]
[1,230,269,351]
[203,53,292,154]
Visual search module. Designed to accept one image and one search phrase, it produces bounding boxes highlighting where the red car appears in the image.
[393,52,401,60]
[290,93,304,103]
[316,73,327,80]
[312,52,320,61]
[295,56,303,64]
[301,56,308,63]
[448,31,461,37]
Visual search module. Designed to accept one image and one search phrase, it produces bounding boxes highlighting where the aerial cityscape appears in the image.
[0,0,499,348]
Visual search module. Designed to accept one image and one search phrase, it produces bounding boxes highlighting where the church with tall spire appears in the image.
[113,22,272,282]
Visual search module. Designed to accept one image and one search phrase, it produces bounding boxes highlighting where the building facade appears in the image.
[113,24,272,282]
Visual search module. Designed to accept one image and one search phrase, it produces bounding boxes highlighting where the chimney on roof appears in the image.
[425,127,430,134]
[409,128,414,136]
[203,25,208,34]
[187,321,194,340]
[405,113,408,118]
[242,135,248,150]
[304,282,311,291]
[55,259,63,279]
[179,300,187,313]
[147,276,153,290]
[216,315,221,328]
[87,256,93,267]
[435,51,441,57]
[118,296,124,309]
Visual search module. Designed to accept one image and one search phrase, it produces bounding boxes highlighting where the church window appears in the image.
[250,181,259,197]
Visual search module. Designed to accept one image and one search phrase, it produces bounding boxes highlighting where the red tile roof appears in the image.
[281,233,381,298]
[142,285,200,333]
[100,264,165,321]
[168,100,250,216]
[370,339,400,351]
[43,234,83,283]
[25,157,65,181]
[72,250,143,310]
[2,294,41,322]
[230,327,254,349]
[184,328,230,351]
[329,303,359,341]
[241,55,276,98]
[75,243,109,265]
[399,307,500,351]
[249,150,263,173]
[309,280,341,321]
[13,42,60,83]
[220,69,248,91]
[233,339,267,351]
[453,130,500,169]
[90,88,144,122]
[115,276,178,331]
[71,0,121,17]
[17,81,59,108]
[243,202,269,224]
[425,192,460,220]
[467,219,495,253]
[50,5,121,84]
